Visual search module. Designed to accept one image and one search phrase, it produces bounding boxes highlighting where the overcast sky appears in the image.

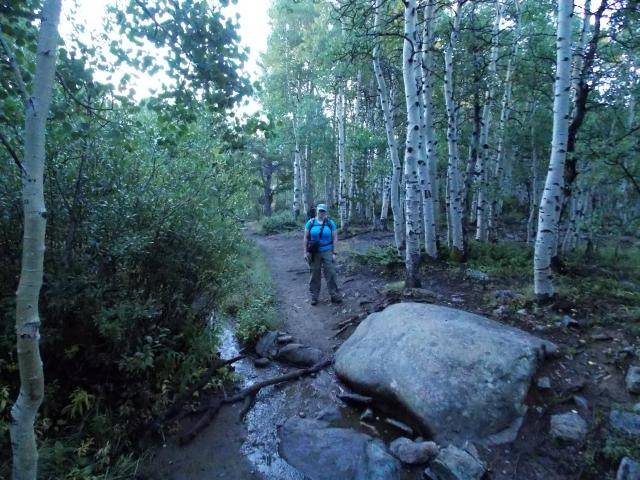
[59,0,271,113]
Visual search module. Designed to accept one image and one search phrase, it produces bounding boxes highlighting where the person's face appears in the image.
[317,209,327,218]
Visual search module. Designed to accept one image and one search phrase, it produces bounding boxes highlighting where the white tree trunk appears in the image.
[380,175,390,226]
[534,0,574,299]
[443,0,465,258]
[420,0,438,258]
[372,0,404,250]
[475,1,503,242]
[10,1,63,478]
[402,0,422,286]
[337,88,348,228]
[292,136,301,219]
[527,104,539,244]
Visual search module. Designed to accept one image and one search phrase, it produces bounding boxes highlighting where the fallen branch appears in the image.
[178,358,333,445]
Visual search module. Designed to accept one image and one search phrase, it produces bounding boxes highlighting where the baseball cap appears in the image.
[316,203,328,212]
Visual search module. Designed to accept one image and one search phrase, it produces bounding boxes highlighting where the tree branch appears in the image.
[0,130,26,175]
[0,27,28,105]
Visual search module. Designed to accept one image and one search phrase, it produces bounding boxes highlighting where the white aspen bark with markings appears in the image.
[420,0,438,258]
[337,87,348,228]
[372,0,404,249]
[443,0,465,258]
[475,1,503,242]
[9,1,63,478]
[402,0,422,286]
[534,0,574,299]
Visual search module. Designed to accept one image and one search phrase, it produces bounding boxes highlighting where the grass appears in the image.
[219,240,279,345]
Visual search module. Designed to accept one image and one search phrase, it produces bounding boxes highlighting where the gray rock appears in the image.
[338,392,373,407]
[275,343,324,367]
[550,412,588,444]
[626,366,640,394]
[425,445,485,480]
[278,417,400,480]
[253,357,270,368]
[494,290,517,301]
[316,405,342,423]
[403,288,442,303]
[334,303,557,444]
[573,395,590,417]
[466,269,489,282]
[617,457,640,480]
[389,437,438,465]
[255,331,279,359]
[634,403,640,413]
[537,377,552,390]
[561,315,581,328]
[277,334,294,344]
[610,410,640,437]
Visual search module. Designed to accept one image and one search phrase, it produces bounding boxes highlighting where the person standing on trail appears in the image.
[303,203,342,305]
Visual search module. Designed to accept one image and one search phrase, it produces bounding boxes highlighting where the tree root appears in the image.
[178,358,333,445]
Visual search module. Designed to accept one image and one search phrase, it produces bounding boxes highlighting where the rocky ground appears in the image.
[146,228,640,480]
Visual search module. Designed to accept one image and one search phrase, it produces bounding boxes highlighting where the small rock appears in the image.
[255,331,279,358]
[626,366,640,394]
[517,308,527,315]
[617,457,640,480]
[466,269,489,282]
[591,332,612,341]
[573,395,590,417]
[276,343,324,367]
[384,418,413,436]
[494,290,516,301]
[337,392,373,407]
[550,412,588,444]
[316,406,342,423]
[425,445,485,480]
[277,334,294,344]
[493,305,508,317]
[561,315,581,328]
[610,410,640,437]
[451,296,464,304]
[537,377,552,390]
[360,408,375,422]
[254,357,271,368]
[389,437,438,465]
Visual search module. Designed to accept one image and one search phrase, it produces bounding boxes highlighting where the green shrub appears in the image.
[260,210,300,235]
[465,241,533,277]
[352,245,403,272]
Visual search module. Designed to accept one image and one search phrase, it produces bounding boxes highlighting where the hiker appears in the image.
[303,203,341,305]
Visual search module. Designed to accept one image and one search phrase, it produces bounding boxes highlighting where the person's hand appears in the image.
[304,252,310,261]
[332,253,337,260]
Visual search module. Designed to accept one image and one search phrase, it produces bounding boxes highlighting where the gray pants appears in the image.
[309,250,338,299]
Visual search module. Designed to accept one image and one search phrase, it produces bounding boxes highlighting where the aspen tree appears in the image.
[534,0,574,299]
[5,0,63,478]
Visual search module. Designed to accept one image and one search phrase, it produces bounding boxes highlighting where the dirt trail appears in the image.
[146,229,390,480]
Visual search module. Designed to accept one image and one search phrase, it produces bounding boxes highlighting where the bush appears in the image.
[260,210,300,235]
[0,107,254,477]
[351,245,403,273]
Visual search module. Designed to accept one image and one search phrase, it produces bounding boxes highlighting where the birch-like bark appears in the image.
[337,88,348,228]
[534,0,574,299]
[348,75,360,223]
[527,102,539,244]
[9,1,63,478]
[372,0,403,250]
[475,1,503,242]
[443,0,465,258]
[380,175,390,227]
[420,0,438,258]
[402,0,422,287]
[292,134,301,219]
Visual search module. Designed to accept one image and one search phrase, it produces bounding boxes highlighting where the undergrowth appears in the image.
[260,210,300,235]
[219,240,279,345]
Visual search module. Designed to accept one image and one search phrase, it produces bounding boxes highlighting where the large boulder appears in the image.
[334,302,557,444]
[278,417,400,480]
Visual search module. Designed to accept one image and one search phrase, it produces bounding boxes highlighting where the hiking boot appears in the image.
[330,295,342,304]
[310,298,318,306]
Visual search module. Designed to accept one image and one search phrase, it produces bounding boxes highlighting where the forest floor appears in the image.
[145,227,639,480]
